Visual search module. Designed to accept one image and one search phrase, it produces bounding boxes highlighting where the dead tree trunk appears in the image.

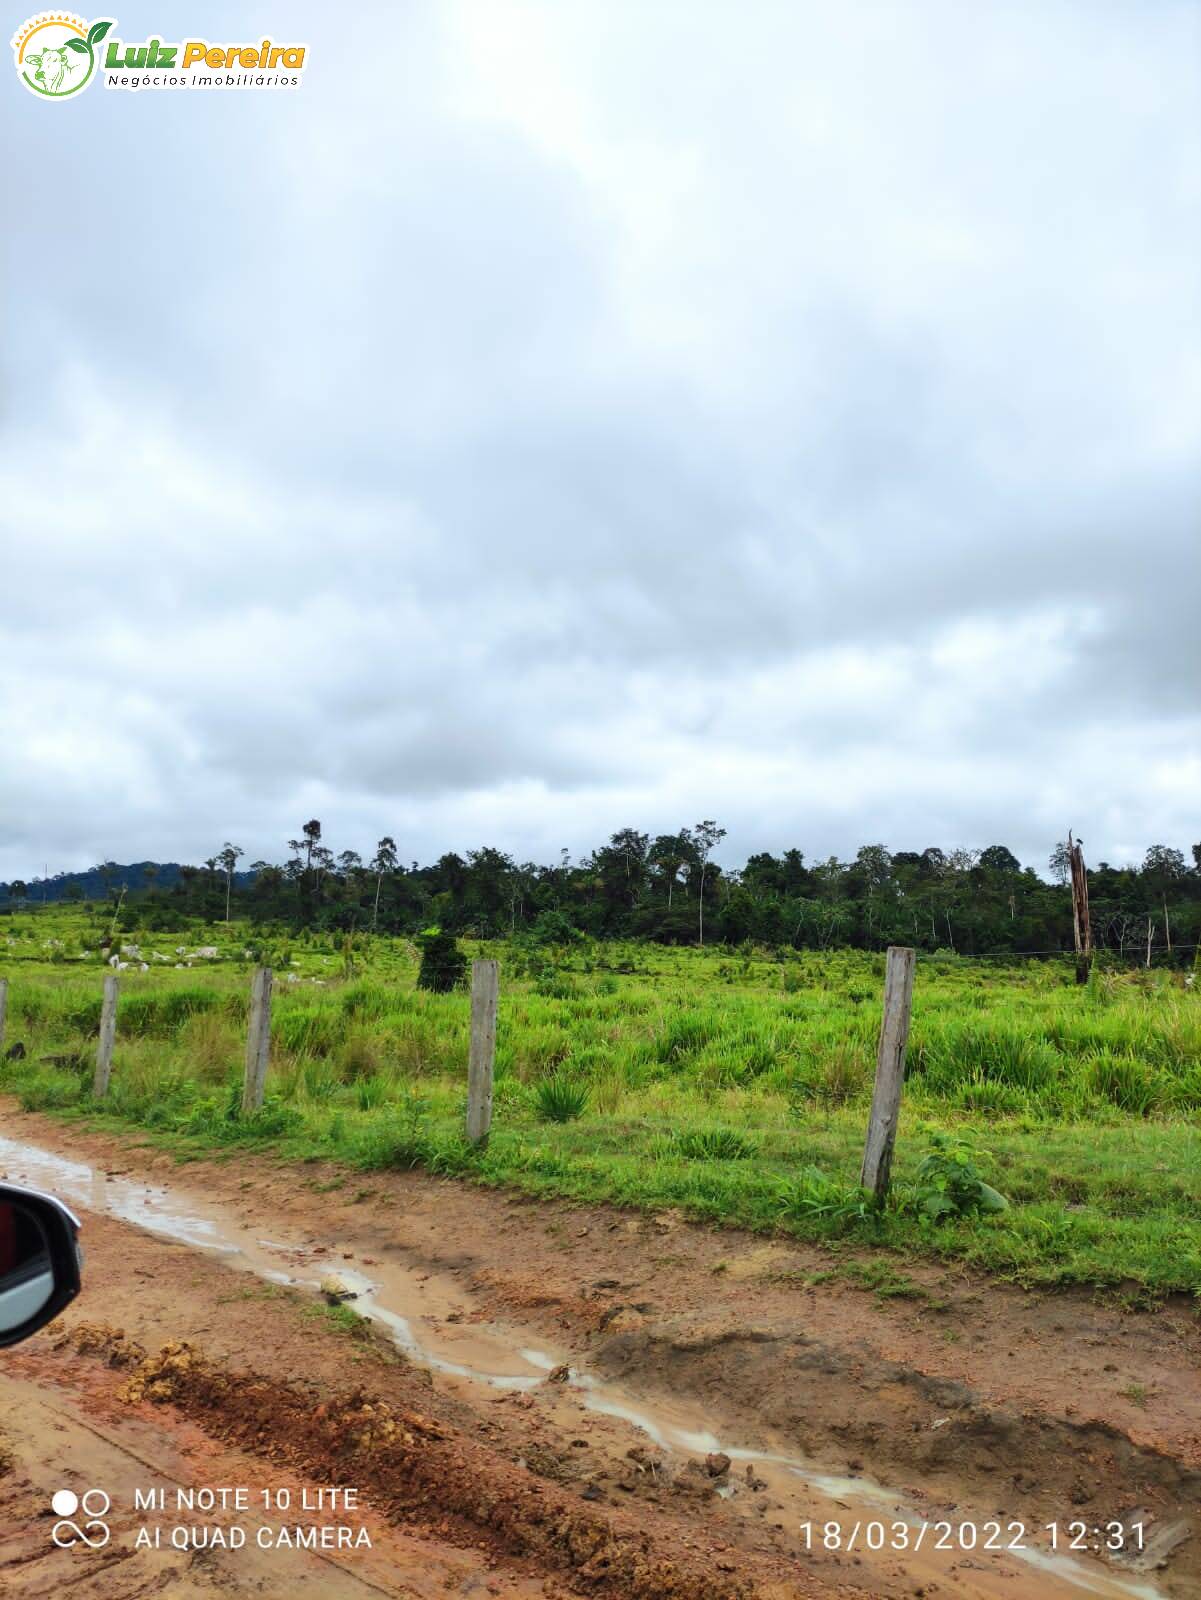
[1068,830,1092,984]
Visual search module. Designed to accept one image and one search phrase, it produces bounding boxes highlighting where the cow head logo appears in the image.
[12,14,113,98]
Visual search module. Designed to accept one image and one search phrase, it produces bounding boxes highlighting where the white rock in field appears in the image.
[192,946,219,959]
[139,962,149,972]
[176,946,187,955]
[108,954,120,968]
[120,944,140,957]
[285,972,299,983]
[175,963,186,969]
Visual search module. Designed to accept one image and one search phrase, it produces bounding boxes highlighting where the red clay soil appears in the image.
[0,1106,1197,1598]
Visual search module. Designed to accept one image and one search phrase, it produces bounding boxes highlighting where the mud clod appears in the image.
[99,1336,759,1600]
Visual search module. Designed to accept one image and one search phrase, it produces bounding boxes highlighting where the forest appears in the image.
[5,823,1199,959]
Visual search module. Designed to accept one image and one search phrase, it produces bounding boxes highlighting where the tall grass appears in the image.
[1,911,1198,1291]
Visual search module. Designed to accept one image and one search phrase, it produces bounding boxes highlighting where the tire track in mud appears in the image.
[0,1363,527,1599]
[60,1324,767,1600]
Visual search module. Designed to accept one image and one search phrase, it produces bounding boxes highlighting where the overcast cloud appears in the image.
[3,0,1199,880]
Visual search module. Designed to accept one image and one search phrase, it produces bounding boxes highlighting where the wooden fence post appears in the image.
[466,959,498,1145]
[93,974,119,1098]
[242,967,274,1114]
[860,946,916,1203]
[0,978,7,1056]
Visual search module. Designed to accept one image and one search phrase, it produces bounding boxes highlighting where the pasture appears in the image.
[2,909,1199,1298]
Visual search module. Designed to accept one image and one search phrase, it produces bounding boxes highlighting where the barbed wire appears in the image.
[916,943,1199,961]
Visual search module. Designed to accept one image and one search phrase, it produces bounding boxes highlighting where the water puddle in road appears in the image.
[0,1131,1174,1600]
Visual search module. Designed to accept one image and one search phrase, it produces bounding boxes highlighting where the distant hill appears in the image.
[0,862,256,906]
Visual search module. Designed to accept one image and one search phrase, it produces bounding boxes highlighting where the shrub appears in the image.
[534,1076,589,1123]
[17,1070,82,1112]
[351,1093,431,1168]
[337,1029,385,1081]
[590,1069,625,1114]
[654,1012,715,1065]
[534,974,580,1000]
[274,1008,343,1058]
[416,930,467,993]
[777,1167,873,1226]
[120,988,219,1037]
[340,980,398,1021]
[673,1127,756,1161]
[180,1083,302,1142]
[529,910,580,947]
[1084,1050,1167,1115]
[300,1059,343,1101]
[785,1043,870,1110]
[812,1043,869,1104]
[953,1076,1029,1115]
[355,1073,391,1111]
[911,1134,1009,1221]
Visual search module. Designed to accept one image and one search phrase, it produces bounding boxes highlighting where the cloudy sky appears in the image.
[4,1,1199,881]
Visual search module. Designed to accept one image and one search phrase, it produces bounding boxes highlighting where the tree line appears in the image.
[8,824,1201,960]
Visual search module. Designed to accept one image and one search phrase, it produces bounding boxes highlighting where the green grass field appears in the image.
[2,910,1199,1299]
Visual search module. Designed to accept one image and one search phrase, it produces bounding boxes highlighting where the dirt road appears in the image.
[0,1106,1195,1599]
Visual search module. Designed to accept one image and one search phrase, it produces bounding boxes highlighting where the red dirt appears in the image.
[0,1106,1197,1598]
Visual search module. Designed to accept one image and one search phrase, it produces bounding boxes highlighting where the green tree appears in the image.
[979,845,1021,873]
[692,819,726,947]
[1142,845,1186,885]
[218,842,243,923]
[366,838,399,934]
[649,832,692,909]
[1048,840,1071,886]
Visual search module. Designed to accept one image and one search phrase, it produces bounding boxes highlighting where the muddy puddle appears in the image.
[0,1131,1178,1600]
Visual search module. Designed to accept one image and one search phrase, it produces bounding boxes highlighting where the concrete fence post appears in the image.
[93,974,119,1098]
[466,959,498,1145]
[242,966,274,1114]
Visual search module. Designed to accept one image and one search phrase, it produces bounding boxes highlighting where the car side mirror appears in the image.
[0,1182,82,1348]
